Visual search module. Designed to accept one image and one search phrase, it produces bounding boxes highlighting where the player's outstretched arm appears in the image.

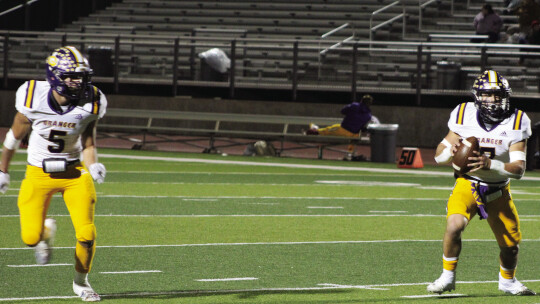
[0,112,31,194]
[82,120,106,184]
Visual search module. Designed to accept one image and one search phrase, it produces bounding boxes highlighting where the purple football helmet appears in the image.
[471,70,512,124]
[46,46,93,99]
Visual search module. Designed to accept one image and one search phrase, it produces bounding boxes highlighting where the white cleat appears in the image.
[427,273,456,294]
[309,123,319,130]
[73,282,101,302]
[498,273,536,295]
[34,218,56,265]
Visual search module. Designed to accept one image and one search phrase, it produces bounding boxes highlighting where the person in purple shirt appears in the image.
[472,3,503,43]
[306,94,374,159]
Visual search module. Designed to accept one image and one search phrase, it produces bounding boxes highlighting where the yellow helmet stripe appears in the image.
[64,46,84,63]
[487,70,497,84]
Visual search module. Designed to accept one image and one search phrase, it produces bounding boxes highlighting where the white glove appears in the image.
[89,163,106,184]
[0,171,9,194]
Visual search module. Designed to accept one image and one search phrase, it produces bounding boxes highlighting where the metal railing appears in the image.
[317,23,354,80]
[1,30,540,103]
[0,0,39,17]
[369,1,407,46]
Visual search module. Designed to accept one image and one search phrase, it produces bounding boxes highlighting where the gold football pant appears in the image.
[18,164,97,272]
[317,124,357,137]
[447,177,521,247]
[316,124,358,153]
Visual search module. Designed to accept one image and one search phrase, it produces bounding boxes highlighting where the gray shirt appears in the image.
[473,12,503,33]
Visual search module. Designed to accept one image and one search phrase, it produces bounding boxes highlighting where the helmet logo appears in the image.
[47,56,58,67]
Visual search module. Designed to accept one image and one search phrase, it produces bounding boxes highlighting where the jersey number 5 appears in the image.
[48,130,66,153]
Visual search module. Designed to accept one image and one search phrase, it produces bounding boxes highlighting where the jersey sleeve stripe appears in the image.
[92,86,100,115]
[24,80,36,108]
[513,110,523,130]
[456,103,467,125]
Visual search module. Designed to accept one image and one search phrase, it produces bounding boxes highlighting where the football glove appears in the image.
[89,163,106,184]
[0,171,9,194]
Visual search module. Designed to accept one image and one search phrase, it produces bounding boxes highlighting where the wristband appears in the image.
[3,129,22,150]
[435,146,452,164]
[490,159,521,179]
[441,138,452,148]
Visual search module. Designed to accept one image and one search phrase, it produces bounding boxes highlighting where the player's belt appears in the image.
[463,176,507,204]
[42,158,80,173]
[462,174,508,188]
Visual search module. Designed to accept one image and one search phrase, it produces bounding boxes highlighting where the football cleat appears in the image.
[73,281,101,302]
[309,123,319,130]
[427,273,456,294]
[34,218,56,265]
[498,273,536,295]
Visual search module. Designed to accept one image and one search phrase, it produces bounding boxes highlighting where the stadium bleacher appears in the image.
[1,0,539,96]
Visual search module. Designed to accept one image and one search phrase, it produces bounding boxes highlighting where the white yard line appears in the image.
[3,238,540,251]
[0,214,447,218]
[369,211,407,213]
[100,270,162,274]
[2,280,540,302]
[97,153,540,182]
[3,213,540,218]
[402,294,467,298]
[7,263,72,268]
[196,277,258,282]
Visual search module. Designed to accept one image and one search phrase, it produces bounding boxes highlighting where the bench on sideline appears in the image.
[97,108,371,158]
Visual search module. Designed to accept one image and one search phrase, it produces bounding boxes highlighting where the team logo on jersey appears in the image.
[75,114,83,120]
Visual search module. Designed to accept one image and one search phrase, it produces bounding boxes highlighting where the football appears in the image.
[452,136,480,175]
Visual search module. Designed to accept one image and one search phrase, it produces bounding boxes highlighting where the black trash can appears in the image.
[87,46,113,77]
[436,61,462,90]
[368,124,399,163]
[200,58,228,81]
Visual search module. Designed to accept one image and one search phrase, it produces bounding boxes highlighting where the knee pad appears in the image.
[76,223,96,243]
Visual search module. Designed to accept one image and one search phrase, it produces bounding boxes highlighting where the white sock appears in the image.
[442,269,455,279]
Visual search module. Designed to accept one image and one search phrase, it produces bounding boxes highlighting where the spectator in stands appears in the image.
[503,0,523,15]
[518,19,540,63]
[306,94,376,160]
[517,0,540,32]
[472,3,504,43]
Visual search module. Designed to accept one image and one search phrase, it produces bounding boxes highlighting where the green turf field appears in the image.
[1,149,539,303]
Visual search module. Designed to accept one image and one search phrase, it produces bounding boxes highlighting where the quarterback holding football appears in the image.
[428,70,535,296]
[0,46,106,301]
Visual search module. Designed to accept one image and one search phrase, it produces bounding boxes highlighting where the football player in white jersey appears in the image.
[0,46,106,302]
[427,70,535,296]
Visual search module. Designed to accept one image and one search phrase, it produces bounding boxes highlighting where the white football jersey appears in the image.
[448,102,531,183]
[15,80,107,167]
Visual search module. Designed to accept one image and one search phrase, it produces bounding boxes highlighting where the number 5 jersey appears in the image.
[15,80,107,167]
